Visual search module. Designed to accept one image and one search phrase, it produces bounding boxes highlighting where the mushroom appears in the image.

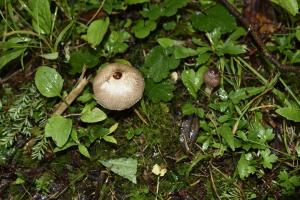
[93,63,145,110]
[203,68,220,95]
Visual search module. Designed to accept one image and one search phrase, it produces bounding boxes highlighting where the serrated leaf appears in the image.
[142,46,180,82]
[35,66,63,97]
[191,4,236,33]
[81,107,107,123]
[99,158,138,184]
[260,149,278,169]
[181,66,208,98]
[237,153,256,180]
[45,115,72,147]
[276,107,300,122]
[144,79,175,103]
[85,18,110,48]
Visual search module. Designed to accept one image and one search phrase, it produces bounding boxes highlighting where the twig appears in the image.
[217,0,300,74]
[133,108,149,125]
[53,67,89,115]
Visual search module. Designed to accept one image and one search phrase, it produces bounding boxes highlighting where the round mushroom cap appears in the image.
[93,63,145,110]
[203,68,220,89]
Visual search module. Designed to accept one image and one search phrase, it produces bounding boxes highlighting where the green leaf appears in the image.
[132,19,156,39]
[174,47,198,59]
[125,0,148,4]
[157,38,183,48]
[181,66,208,98]
[276,107,300,122]
[141,4,162,20]
[84,18,110,48]
[78,144,91,158]
[144,79,175,103]
[191,4,236,33]
[81,107,107,123]
[237,153,256,180]
[103,135,117,144]
[35,66,63,97]
[260,149,278,169]
[218,125,235,151]
[29,0,52,34]
[142,46,180,82]
[229,86,265,104]
[69,48,99,74]
[103,31,131,55]
[161,0,189,17]
[0,48,26,71]
[278,170,300,195]
[181,103,205,118]
[40,52,58,60]
[271,0,298,16]
[45,115,72,147]
[99,158,138,184]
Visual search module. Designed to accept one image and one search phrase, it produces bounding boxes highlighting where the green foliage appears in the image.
[142,46,179,82]
[132,19,156,39]
[69,48,99,74]
[181,66,208,98]
[276,107,300,122]
[103,31,131,56]
[28,0,52,34]
[45,115,72,147]
[82,18,110,48]
[0,48,26,70]
[277,170,300,195]
[237,153,256,180]
[191,4,237,33]
[260,149,278,169]
[99,157,138,183]
[144,79,175,103]
[35,66,63,98]
[271,0,299,16]
[80,107,107,123]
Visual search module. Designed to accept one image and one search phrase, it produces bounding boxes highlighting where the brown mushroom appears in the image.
[203,68,220,95]
[93,63,145,110]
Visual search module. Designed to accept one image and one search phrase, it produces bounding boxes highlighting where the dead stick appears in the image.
[217,0,300,74]
[53,77,89,115]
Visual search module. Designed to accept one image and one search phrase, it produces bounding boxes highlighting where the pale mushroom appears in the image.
[93,63,145,110]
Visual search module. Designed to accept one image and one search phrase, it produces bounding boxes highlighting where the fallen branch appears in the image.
[217,0,300,74]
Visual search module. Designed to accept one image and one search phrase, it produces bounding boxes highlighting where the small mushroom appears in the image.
[93,63,144,110]
[203,68,220,95]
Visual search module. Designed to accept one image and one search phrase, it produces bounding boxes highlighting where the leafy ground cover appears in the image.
[1,0,300,199]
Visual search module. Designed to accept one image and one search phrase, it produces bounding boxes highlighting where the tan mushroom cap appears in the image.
[93,63,145,110]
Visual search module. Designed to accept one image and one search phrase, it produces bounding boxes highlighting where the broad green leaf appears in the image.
[84,18,110,48]
[81,107,107,123]
[144,79,175,103]
[0,48,26,70]
[161,0,189,17]
[174,47,198,59]
[141,4,162,20]
[142,46,180,82]
[45,115,72,147]
[181,103,205,118]
[132,19,156,39]
[276,107,300,122]
[271,0,298,16]
[35,66,63,97]
[99,158,138,184]
[29,0,52,34]
[191,4,236,33]
[181,66,208,98]
[229,86,265,104]
[218,125,235,151]
[260,149,278,169]
[69,48,99,74]
[237,153,256,180]
[78,144,91,158]
[103,135,117,144]
[215,41,246,56]
[157,38,183,48]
